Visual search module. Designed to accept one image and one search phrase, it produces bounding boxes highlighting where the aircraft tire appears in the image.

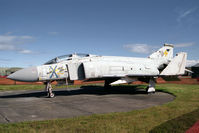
[48,93,55,98]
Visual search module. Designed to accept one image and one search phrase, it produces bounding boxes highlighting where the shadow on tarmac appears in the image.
[0,85,148,98]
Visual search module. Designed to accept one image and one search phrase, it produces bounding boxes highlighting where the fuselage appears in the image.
[7,44,181,97]
[7,54,168,82]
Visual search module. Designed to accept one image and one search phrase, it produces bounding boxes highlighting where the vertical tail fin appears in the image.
[149,43,174,60]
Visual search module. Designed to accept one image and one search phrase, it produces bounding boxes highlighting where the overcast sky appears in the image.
[0,0,199,67]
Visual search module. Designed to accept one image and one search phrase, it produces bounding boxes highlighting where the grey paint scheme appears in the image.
[7,66,38,82]
[7,44,186,83]
[8,57,159,82]
[7,44,187,96]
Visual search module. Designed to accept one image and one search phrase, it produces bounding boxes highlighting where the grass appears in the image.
[0,84,198,133]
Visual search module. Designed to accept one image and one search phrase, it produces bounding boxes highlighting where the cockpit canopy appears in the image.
[44,53,92,65]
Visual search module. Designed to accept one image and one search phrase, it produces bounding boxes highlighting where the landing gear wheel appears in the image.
[48,93,55,98]
[45,81,55,98]
[147,78,156,94]
[148,91,155,95]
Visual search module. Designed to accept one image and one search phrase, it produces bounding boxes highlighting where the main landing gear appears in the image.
[146,78,156,94]
[104,80,112,89]
[44,82,55,98]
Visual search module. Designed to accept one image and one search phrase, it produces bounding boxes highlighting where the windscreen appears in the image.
[44,53,90,65]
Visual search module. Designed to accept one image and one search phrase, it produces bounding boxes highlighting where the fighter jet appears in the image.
[7,44,187,98]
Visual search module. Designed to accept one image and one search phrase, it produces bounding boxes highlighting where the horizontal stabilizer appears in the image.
[160,52,187,76]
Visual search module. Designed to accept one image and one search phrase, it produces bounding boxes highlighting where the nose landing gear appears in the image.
[45,82,55,98]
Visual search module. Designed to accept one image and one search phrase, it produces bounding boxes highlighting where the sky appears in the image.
[0,0,199,67]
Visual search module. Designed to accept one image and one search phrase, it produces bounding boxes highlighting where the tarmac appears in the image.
[0,85,175,123]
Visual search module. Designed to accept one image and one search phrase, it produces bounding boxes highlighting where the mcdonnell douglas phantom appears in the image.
[8,44,187,98]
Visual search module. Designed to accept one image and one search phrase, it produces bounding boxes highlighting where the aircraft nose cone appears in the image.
[7,66,39,82]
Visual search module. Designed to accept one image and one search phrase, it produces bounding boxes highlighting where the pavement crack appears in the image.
[0,113,10,123]
[45,99,93,114]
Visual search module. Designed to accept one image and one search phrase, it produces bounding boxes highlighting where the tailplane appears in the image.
[149,43,173,60]
[160,52,187,76]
